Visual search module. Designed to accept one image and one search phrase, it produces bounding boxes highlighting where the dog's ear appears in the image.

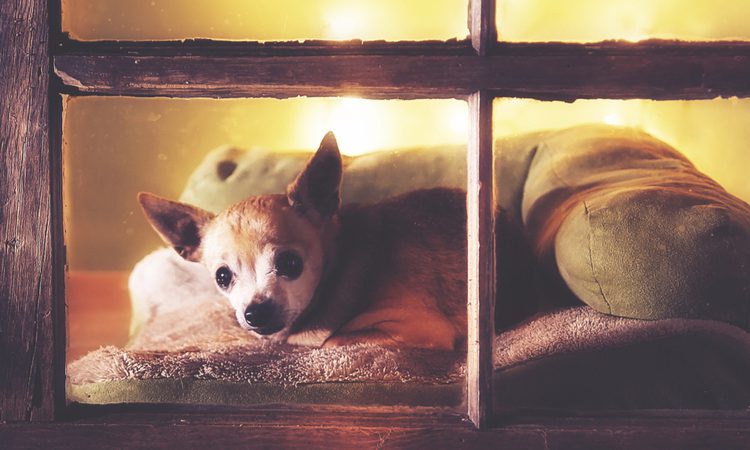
[286,131,343,221]
[137,192,214,262]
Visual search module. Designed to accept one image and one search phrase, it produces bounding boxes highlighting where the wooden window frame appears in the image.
[3,0,750,446]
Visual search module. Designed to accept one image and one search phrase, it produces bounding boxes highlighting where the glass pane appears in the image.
[64,96,469,407]
[62,0,469,42]
[497,0,750,42]
[492,98,750,412]
[495,98,750,200]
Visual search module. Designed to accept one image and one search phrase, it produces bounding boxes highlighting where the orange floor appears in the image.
[66,271,131,363]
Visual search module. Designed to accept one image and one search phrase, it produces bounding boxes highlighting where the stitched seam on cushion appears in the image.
[584,200,612,314]
[518,144,540,218]
[546,145,571,189]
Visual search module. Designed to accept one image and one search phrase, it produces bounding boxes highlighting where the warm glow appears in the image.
[324,8,365,40]
[298,98,468,156]
[62,0,469,41]
[313,97,383,154]
[498,0,750,42]
[494,98,750,206]
[603,113,623,126]
[63,97,468,270]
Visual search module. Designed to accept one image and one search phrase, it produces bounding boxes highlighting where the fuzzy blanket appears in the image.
[68,301,750,409]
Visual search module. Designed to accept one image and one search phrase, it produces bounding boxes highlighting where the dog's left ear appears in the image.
[287,131,342,221]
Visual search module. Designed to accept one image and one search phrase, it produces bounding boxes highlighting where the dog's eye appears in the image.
[215,266,233,290]
[275,251,303,280]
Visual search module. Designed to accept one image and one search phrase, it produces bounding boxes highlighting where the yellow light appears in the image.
[498,0,750,43]
[300,97,385,156]
[603,113,624,126]
[324,8,365,40]
[446,102,469,137]
[328,97,384,155]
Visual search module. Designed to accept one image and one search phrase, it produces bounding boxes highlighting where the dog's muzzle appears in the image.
[244,301,283,335]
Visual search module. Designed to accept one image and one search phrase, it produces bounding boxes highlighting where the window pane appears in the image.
[497,0,750,42]
[64,96,469,408]
[495,98,750,201]
[492,98,750,412]
[62,0,469,41]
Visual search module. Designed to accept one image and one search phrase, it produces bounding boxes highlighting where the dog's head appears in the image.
[138,132,342,341]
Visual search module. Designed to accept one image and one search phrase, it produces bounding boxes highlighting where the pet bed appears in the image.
[68,294,750,410]
[67,124,750,410]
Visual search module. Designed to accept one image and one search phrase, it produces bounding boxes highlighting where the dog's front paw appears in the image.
[286,328,333,347]
[322,330,399,347]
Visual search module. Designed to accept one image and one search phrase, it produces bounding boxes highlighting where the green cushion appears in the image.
[525,125,750,327]
[179,144,468,213]
[175,125,750,329]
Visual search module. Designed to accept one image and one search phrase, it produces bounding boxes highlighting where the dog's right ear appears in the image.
[137,192,214,262]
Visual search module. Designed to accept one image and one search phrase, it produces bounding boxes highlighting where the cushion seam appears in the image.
[546,145,571,189]
[517,143,540,222]
[584,200,612,314]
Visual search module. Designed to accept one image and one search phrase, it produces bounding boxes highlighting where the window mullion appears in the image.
[466,90,495,430]
[469,0,497,55]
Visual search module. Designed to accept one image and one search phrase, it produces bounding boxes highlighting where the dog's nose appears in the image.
[244,301,276,330]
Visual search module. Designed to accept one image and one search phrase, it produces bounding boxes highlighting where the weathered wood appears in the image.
[3,416,750,449]
[49,84,68,418]
[467,91,495,429]
[53,38,750,57]
[64,403,466,426]
[56,36,475,56]
[2,422,524,449]
[0,0,58,422]
[54,50,750,100]
[470,0,497,55]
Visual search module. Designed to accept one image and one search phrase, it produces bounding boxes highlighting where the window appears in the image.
[497,0,750,42]
[63,97,470,410]
[61,0,468,41]
[3,0,750,446]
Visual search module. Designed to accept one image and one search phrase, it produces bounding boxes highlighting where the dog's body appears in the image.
[139,133,469,350]
[289,188,467,349]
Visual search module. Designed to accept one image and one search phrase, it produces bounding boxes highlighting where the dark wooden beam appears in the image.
[470,0,497,55]
[3,415,750,449]
[467,91,495,429]
[54,49,750,100]
[54,36,475,56]
[0,0,58,421]
[53,38,750,57]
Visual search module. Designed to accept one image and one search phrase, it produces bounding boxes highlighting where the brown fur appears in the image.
[139,133,472,350]
[295,188,467,349]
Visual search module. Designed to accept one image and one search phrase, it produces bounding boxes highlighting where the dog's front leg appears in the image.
[322,329,398,348]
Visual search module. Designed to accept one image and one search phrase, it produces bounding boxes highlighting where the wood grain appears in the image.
[54,49,750,100]
[470,0,497,55]
[0,0,58,422]
[466,91,495,429]
[56,37,475,56]
[3,414,750,449]
[467,0,496,428]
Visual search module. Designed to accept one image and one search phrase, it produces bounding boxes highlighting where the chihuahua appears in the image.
[138,132,469,349]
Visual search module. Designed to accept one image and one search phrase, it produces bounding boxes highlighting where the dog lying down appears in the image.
[139,132,469,350]
[138,127,750,351]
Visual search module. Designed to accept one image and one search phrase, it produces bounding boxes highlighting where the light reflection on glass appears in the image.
[498,0,750,42]
[63,96,468,270]
[494,98,750,204]
[62,0,469,41]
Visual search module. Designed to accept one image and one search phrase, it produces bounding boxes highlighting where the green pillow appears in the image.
[175,125,750,329]
[524,125,750,328]
[179,144,468,212]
